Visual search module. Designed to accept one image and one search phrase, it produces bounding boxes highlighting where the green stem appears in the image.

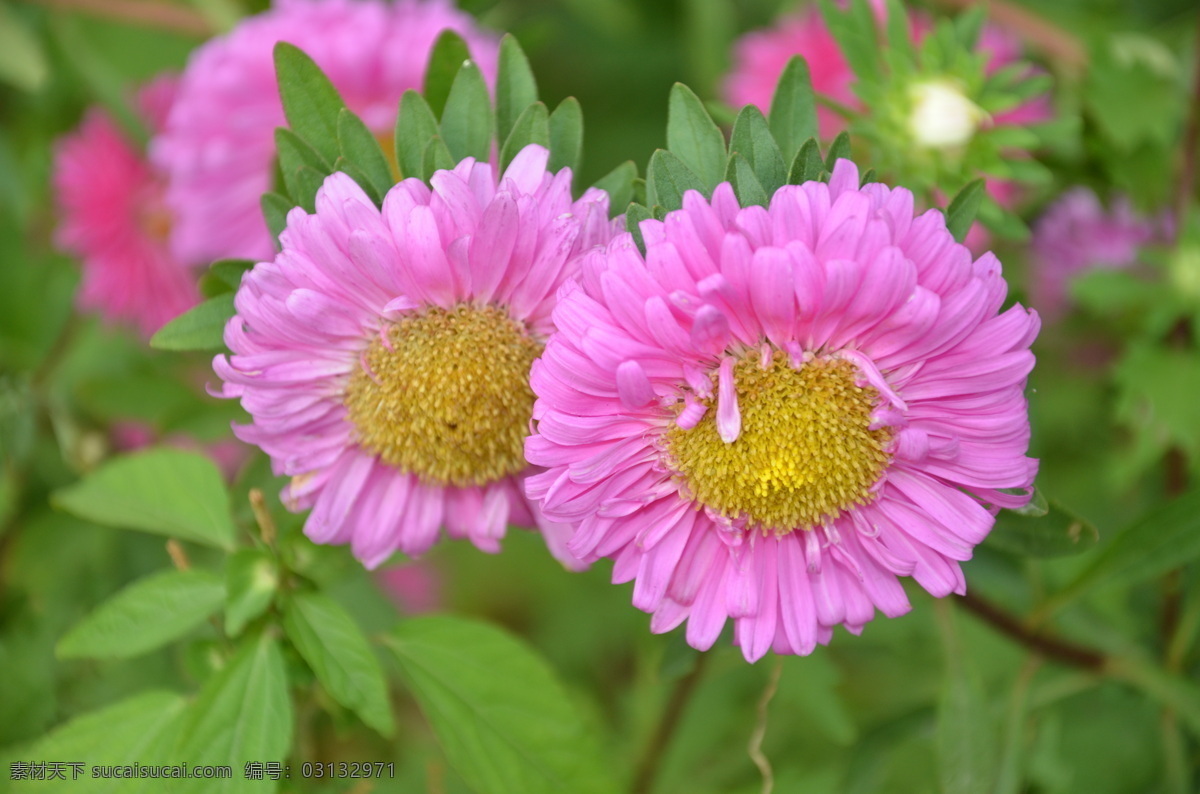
[630,649,711,794]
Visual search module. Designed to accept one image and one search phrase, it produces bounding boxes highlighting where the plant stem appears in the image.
[630,650,711,794]
[956,590,1106,671]
[747,657,784,794]
[1174,11,1200,237]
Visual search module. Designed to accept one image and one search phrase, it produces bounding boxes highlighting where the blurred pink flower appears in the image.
[52,78,200,338]
[526,160,1039,661]
[111,420,248,481]
[376,563,442,613]
[153,0,499,266]
[215,146,620,569]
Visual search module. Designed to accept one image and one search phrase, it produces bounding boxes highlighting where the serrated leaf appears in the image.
[726,152,770,208]
[500,101,550,172]
[424,30,471,119]
[385,616,618,794]
[273,42,346,165]
[57,569,224,660]
[149,293,235,352]
[396,90,440,181]
[788,138,825,184]
[986,496,1099,558]
[440,61,492,162]
[283,591,394,737]
[592,160,637,215]
[53,448,238,550]
[729,105,787,197]
[337,108,394,198]
[648,149,706,211]
[667,83,726,191]
[824,130,851,171]
[626,203,653,253]
[225,549,278,637]
[496,34,538,147]
[261,192,293,247]
[422,136,456,180]
[548,97,584,176]
[946,179,985,243]
[769,57,818,164]
[175,633,292,788]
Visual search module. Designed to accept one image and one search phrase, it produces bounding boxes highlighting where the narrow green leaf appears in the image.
[496,34,538,147]
[729,105,787,196]
[819,0,880,82]
[626,203,653,253]
[592,160,637,215]
[225,549,279,637]
[276,127,332,209]
[261,192,293,248]
[726,152,770,208]
[57,569,224,660]
[283,591,395,737]
[859,167,876,186]
[422,136,456,180]
[500,101,550,172]
[788,138,825,184]
[884,0,916,61]
[823,130,851,171]
[332,156,383,206]
[53,448,238,550]
[337,108,394,198]
[149,293,236,352]
[424,30,471,119]
[946,179,986,243]
[208,259,255,292]
[666,83,726,191]
[396,90,440,181]
[385,616,618,794]
[986,497,1099,558]
[548,97,584,176]
[648,149,706,211]
[291,165,327,213]
[273,42,346,164]
[440,61,492,162]
[176,633,293,782]
[769,57,819,164]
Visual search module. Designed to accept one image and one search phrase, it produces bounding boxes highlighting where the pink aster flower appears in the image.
[525,160,1039,661]
[216,145,619,569]
[376,562,442,613]
[1029,187,1164,319]
[53,77,199,338]
[153,0,498,265]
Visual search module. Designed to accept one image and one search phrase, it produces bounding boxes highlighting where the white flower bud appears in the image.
[907,79,984,150]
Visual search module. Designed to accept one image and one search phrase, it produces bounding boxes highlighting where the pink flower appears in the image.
[216,146,620,569]
[376,562,442,613]
[53,77,200,338]
[153,0,499,266]
[111,421,248,482]
[525,160,1039,661]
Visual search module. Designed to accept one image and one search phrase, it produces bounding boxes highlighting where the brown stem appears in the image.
[931,0,1087,72]
[956,590,1106,671]
[1174,12,1200,237]
[27,0,212,35]
[630,650,711,794]
[747,657,783,794]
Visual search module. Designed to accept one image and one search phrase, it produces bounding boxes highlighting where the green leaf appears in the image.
[1109,655,1200,743]
[225,549,279,637]
[823,130,851,171]
[986,494,1100,558]
[729,105,787,197]
[1056,488,1200,604]
[592,160,637,215]
[385,616,618,794]
[788,137,825,184]
[207,259,255,293]
[273,42,346,165]
[149,293,235,352]
[57,569,224,660]
[936,605,998,793]
[648,149,706,211]
[495,35,538,147]
[440,61,492,162]
[946,179,986,243]
[883,0,916,62]
[424,30,471,119]
[666,83,726,191]
[422,136,456,180]
[176,633,292,784]
[626,203,653,253]
[261,192,293,247]
[769,57,819,164]
[332,155,383,206]
[276,127,332,209]
[283,591,394,737]
[53,448,238,550]
[726,152,770,208]
[548,97,584,176]
[291,165,327,214]
[0,5,48,92]
[819,0,880,83]
[500,101,550,172]
[396,90,440,181]
[337,108,395,199]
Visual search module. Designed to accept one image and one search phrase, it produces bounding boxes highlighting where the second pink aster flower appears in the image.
[216,146,619,568]
[526,160,1039,661]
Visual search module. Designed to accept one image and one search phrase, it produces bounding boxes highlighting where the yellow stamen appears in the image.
[344,304,540,486]
[665,350,892,532]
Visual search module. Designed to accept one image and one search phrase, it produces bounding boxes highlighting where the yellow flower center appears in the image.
[343,304,540,486]
[665,351,892,532]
